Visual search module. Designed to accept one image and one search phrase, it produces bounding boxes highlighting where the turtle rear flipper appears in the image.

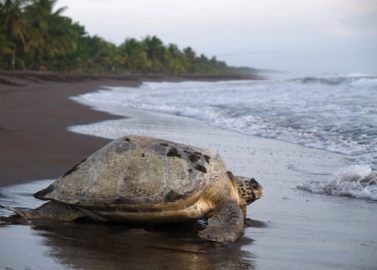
[0,204,38,219]
[198,200,244,243]
[1,201,85,221]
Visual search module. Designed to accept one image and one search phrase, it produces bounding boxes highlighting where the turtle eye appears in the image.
[249,178,260,189]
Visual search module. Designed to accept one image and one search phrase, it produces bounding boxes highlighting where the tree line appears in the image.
[0,0,253,75]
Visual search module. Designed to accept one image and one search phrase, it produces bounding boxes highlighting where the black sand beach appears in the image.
[0,72,129,187]
[0,73,376,270]
[0,71,255,187]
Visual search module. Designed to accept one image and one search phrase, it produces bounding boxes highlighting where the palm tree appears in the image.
[0,33,14,68]
[118,38,150,73]
[77,35,118,73]
[0,1,238,74]
[166,43,185,74]
[0,0,32,69]
[142,35,166,72]
[183,46,197,73]
[62,21,87,71]
[24,0,73,69]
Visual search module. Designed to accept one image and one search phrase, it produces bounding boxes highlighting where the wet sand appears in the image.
[0,72,134,186]
[67,105,377,270]
[1,76,377,270]
[0,71,255,187]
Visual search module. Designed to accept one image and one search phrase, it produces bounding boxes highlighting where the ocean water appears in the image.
[70,73,377,201]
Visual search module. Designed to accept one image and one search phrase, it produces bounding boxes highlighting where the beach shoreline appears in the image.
[0,75,122,187]
[1,74,377,270]
[63,100,377,270]
[0,71,260,188]
[0,71,260,187]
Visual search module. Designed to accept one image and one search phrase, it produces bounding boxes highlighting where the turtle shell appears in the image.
[34,136,222,211]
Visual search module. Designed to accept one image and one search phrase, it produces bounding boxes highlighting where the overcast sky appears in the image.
[59,0,377,74]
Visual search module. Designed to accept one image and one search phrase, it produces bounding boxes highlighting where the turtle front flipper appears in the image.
[198,200,244,243]
[1,201,85,221]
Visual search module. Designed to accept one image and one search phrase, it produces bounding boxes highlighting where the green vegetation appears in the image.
[0,0,253,75]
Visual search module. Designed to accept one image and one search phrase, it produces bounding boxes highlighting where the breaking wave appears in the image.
[70,73,377,201]
[298,165,377,201]
[291,73,377,87]
[72,73,377,169]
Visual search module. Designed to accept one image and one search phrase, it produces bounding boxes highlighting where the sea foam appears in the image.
[71,74,377,168]
[298,165,377,201]
[70,74,377,201]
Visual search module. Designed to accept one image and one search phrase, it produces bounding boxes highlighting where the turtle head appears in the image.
[227,172,263,205]
[236,176,263,205]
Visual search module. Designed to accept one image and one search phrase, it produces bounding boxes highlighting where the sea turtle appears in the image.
[2,136,262,243]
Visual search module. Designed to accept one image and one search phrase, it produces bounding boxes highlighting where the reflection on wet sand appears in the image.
[1,218,255,270]
[0,179,257,269]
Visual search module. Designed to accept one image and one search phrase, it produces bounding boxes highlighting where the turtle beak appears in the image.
[250,178,263,200]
